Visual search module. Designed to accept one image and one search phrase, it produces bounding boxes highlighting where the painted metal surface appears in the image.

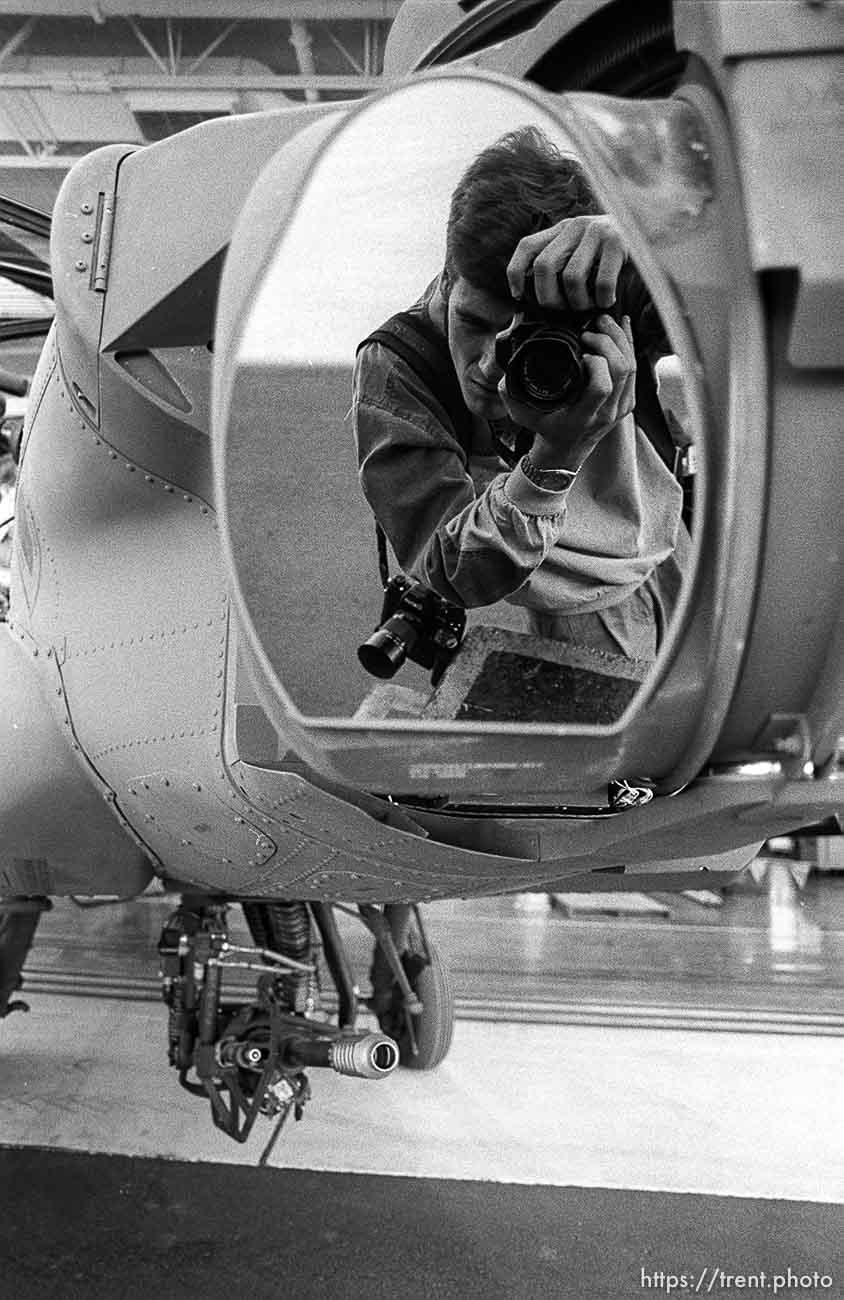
[0,4,840,903]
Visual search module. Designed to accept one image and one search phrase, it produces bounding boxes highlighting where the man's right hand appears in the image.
[499,313,637,473]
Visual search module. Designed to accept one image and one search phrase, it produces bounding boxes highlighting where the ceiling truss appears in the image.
[0,10,392,161]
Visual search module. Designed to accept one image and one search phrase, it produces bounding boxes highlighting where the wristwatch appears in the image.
[520,453,578,491]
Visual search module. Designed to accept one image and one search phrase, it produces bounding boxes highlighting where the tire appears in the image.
[374,939,456,1071]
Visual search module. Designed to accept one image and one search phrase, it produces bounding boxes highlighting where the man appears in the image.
[352,126,687,666]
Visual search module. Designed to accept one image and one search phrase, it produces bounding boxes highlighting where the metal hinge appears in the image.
[92,190,115,293]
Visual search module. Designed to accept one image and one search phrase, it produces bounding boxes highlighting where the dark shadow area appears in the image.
[0,1146,837,1300]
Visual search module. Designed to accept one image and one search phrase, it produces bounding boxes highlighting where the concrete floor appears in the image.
[1,858,841,1201]
[1,994,842,1202]
[2,859,841,1297]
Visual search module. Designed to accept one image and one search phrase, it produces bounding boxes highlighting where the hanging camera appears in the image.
[357,575,467,683]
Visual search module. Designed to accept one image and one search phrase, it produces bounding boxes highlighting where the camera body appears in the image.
[358,575,467,683]
[495,262,642,411]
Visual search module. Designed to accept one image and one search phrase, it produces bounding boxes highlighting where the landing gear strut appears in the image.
[157,896,455,1161]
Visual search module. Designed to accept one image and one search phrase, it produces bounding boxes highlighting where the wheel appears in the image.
[373,937,455,1071]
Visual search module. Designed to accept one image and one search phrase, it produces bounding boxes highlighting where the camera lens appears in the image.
[511,328,585,408]
[357,615,419,679]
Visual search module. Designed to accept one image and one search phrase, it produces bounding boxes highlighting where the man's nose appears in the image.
[478,338,502,381]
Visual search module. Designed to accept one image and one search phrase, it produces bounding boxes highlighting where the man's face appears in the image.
[446,276,514,419]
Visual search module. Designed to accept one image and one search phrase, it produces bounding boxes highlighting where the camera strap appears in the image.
[360,310,476,456]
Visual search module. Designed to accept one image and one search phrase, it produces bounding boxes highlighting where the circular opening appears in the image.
[373,1040,399,1072]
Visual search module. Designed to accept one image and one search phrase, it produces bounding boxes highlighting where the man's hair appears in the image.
[443,125,602,301]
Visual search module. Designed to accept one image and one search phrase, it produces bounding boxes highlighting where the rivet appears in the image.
[80,201,93,214]
[75,259,88,271]
[108,450,117,459]
[234,816,244,824]
[193,782,202,792]
[144,814,155,823]
[145,475,154,483]
[81,232,93,244]
[164,484,174,493]
[183,494,192,502]
[126,463,135,472]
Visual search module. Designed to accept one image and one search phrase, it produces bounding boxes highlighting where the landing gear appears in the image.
[157,895,455,1159]
[366,903,456,1070]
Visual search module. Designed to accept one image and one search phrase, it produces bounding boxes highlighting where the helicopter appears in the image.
[0,0,840,1159]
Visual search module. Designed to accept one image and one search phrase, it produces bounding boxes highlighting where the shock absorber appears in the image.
[242,901,315,1013]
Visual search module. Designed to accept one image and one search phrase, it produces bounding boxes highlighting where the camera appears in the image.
[495,262,643,411]
[358,575,466,682]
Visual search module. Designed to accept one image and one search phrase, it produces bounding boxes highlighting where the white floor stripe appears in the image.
[0,994,841,1202]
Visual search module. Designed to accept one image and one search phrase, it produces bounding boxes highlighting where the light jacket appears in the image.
[352,290,684,619]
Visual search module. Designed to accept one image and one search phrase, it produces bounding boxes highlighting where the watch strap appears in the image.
[520,453,578,492]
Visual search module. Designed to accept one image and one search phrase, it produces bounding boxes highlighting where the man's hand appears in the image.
[507,214,627,312]
[499,313,637,473]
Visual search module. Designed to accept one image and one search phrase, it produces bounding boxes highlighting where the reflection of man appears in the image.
[353,127,688,664]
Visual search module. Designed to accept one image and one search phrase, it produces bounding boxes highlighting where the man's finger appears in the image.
[506,229,556,299]
[612,368,638,423]
[581,318,634,381]
[581,313,632,353]
[580,353,613,405]
[593,240,626,308]
[507,218,587,300]
[556,225,604,311]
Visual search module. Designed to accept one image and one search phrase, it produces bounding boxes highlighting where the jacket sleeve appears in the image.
[352,342,575,608]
